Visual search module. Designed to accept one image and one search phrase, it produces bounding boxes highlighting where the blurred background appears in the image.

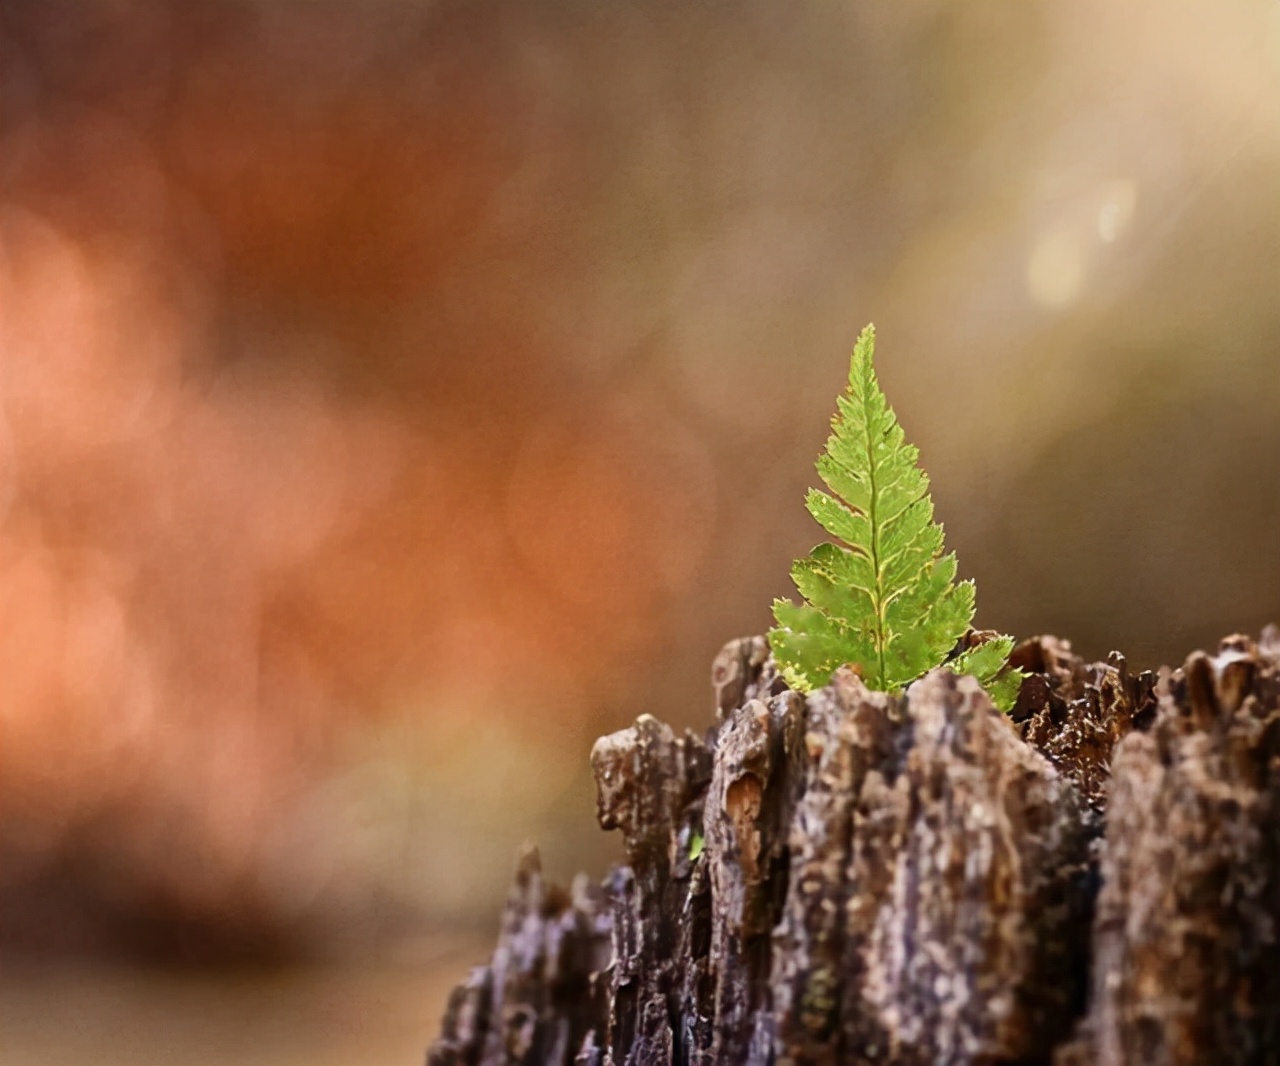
[1,0,1277,1062]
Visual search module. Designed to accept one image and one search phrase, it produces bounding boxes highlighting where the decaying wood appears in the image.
[428,628,1280,1066]
[1054,632,1280,1066]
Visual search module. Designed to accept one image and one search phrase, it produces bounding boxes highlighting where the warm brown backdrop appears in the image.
[1,1,1277,1062]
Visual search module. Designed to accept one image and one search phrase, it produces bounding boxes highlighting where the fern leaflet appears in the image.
[768,324,1023,711]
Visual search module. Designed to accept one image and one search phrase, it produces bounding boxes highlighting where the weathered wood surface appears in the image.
[428,628,1280,1066]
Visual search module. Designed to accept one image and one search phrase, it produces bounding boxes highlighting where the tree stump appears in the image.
[428,628,1280,1066]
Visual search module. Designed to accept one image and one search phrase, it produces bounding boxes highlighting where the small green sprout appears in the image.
[768,325,1024,711]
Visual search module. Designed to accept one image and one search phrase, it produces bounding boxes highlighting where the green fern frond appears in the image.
[768,325,1024,711]
[947,633,1022,711]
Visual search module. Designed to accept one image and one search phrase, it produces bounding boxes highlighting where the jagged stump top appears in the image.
[429,627,1280,1066]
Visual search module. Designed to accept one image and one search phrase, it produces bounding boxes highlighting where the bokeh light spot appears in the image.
[1027,224,1085,308]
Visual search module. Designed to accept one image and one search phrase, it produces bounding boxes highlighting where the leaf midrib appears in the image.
[863,400,888,688]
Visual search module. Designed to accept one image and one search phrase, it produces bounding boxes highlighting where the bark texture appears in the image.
[428,628,1280,1066]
